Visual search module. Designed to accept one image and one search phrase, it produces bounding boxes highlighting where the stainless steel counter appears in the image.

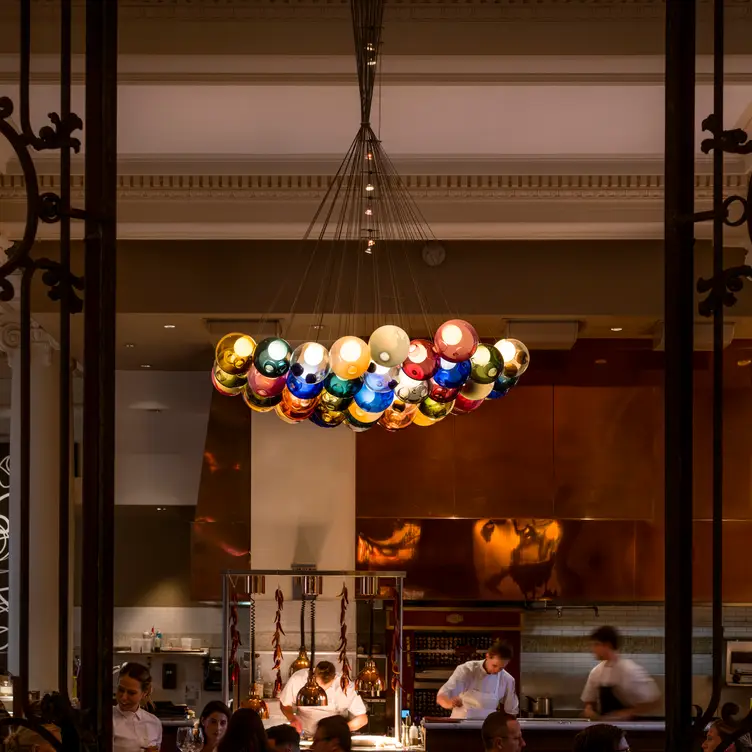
[425,719,665,732]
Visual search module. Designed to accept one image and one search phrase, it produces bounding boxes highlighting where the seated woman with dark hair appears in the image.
[217,709,269,752]
[572,724,628,752]
[311,716,351,752]
[198,701,231,752]
[703,719,752,752]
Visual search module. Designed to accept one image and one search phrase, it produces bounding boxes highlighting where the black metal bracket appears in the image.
[700,113,752,155]
[697,264,752,317]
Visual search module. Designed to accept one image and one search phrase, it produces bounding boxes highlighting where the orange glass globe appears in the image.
[330,336,371,379]
[379,402,417,431]
[347,402,384,424]
[215,333,257,376]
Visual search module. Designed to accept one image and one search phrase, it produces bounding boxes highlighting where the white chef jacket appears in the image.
[113,706,163,752]
[438,660,519,719]
[280,669,368,735]
[581,657,660,709]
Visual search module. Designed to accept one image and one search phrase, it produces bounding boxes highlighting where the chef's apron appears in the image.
[599,684,626,716]
[451,672,502,720]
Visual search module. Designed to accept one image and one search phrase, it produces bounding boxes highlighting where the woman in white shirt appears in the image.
[113,663,163,752]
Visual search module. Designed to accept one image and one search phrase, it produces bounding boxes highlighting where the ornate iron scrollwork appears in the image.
[696,114,752,318]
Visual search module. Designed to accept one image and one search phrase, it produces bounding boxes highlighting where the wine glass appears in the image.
[176,726,198,752]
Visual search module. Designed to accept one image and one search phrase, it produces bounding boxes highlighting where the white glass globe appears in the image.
[493,338,530,378]
[368,325,410,367]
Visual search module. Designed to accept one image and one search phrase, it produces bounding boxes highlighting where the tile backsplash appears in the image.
[91,603,752,715]
[519,604,752,715]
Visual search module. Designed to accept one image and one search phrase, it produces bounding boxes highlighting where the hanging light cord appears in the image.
[368,597,375,658]
[299,597,307,650]
[309,597,317,676]
[250,596,256,690]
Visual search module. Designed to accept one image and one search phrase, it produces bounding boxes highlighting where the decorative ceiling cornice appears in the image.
[0,171,747,202]
[22,0,752,22]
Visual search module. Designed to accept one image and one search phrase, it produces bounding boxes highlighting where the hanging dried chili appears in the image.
[272,586,285,697]
[337,583,351,693]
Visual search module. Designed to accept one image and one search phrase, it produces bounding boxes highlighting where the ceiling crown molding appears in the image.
[23,0,750,23]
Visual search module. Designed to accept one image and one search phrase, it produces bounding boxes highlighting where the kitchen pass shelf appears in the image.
[115,650,209,657]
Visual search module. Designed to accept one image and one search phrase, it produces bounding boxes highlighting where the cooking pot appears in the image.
[525,695,553,718]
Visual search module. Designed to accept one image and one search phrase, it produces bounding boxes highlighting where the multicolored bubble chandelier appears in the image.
[211,328,529,431]
[210,0,530,430]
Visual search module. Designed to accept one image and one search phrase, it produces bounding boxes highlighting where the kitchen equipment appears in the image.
[727,641,752,685]
[525,695,553,718]
[203,656,222,692]
[162,663,178,691]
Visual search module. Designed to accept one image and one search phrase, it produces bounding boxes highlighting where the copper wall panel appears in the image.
[453,387,555,519]
[553,387,661,520]
[356,414,456,518]
[190,388,252,601]
[692,387,712,521]
[720,390,752,520]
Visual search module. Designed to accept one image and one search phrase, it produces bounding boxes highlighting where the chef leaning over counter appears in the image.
[437,640,519,719]
[582,626,660,721]
[279,661,368,736]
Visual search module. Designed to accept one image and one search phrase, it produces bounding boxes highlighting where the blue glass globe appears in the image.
[286,373,325,399]
[487,374,519,400]
[354,384,395,413]
[433,358,471,389]
[364,364,400,393]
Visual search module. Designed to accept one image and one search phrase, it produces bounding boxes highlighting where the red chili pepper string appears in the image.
[272,587,285,697]
[389,587,401,691]
[337,583,351,694]
[229,585,242,686]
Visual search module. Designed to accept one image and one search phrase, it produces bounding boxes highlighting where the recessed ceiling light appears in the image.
[610,327,623,332]
[156,506,166,511]
[125,343,135,348]
[595,358,608,365]
[738,359,752,367]
[164,324,176,329]
[140,364,151,369]
[312,324,324,330]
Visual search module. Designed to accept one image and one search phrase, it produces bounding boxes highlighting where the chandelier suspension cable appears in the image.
[211,0,532,431]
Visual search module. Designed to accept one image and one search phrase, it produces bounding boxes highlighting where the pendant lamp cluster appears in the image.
[212,328,529,430]
[210,0,530,429]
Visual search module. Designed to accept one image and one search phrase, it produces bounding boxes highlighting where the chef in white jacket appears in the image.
[437,641,519,720]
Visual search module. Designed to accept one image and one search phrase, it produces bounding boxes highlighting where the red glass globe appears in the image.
[402,339,439,381]
[433,319,478,363]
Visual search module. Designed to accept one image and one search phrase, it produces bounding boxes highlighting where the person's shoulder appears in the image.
[618,658,647,675]
[501,668,516,683]
[140,708,162,723]
[587,661,604,677]
[289,668,309,683]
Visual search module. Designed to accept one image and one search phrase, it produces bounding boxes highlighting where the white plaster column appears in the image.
[250,415,356,670]
[0,318,63,693]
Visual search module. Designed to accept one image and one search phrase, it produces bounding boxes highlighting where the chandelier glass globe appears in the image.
[330,336,371,379]
[354,384,395,413]
[290,342,331,384]
[347,402,384,424]
[243,385,282,413]
[494,338,531,378]
[212,364,247,396]
[254,337,292,378]
[364,364,400,393]
[379,401,417,431]
[325,373,363,400]
[402,338,439,381]
[287,373,326,399]
[412,409,446,427]
[248,366,287,398]
[452,392,485,414]
[433,358,471,389]
[428,378,459,404]
[310,404,347,428]
[460,379,494,401]
[394,372,429,404]
[368,325,410,367]
[215,333,257,376]
[433,319,478,363]
[419,396,454,420]
[469,343,503,384]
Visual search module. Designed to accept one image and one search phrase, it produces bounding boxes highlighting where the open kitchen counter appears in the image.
[423,718,665,752]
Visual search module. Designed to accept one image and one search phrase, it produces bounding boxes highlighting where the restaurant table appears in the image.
[423,718,665,752]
